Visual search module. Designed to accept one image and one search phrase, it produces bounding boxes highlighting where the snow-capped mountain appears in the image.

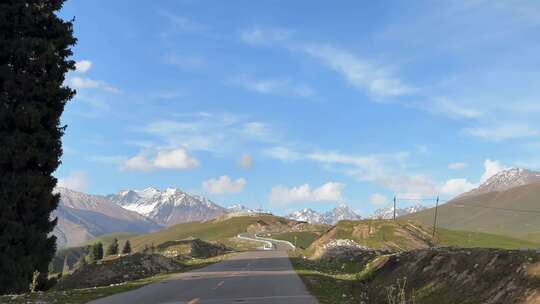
[227,204,257,214]
[323,203,362,224]
[286,208,325,224]
[460,168,540,198]
[286,204,362,224]
[53,187,161,248]
[108,187,227,226]
[369,203,429,219]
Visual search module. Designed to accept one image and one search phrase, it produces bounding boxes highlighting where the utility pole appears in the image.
[432,195,440,244]
[393,196,397,220]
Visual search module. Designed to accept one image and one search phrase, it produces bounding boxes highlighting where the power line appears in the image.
[394,196,540,214]
[451,202,540,214]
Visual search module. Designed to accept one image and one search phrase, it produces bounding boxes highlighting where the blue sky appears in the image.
[55,0,540,216]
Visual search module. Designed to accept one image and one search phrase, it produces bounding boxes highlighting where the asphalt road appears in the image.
[88,240,318,304]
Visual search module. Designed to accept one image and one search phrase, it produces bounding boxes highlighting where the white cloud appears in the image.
[464,124,538,141]
[67,76,121,94]
[440,178,476,196]
[238,154,253,168]
[379,174,438,199]
[154,148,200,169]
[369,193,388,205]
[302,45,415,97]
[159,11,208,34]
[122,148,199,172]
[430,98,482,119]
[122,155,154,172]
[229,75,315,98]
[269,182,345,205]
[57,171,89,191]
[240,28,290,46]
[448,162,467,170]
[165,54,206,70]
[203,175,246,194]
[135,113,279,154]
[69,77,100,89]
[75,60,92,73]
[239,28,415,98]
[480,159,508,183]
[263,146,302,162]
[265,147,438,198]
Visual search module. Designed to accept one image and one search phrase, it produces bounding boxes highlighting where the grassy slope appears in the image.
[435,228,540,249]
[266,231,321,249]
[52,215,297,273]
[320,220,434,251]
[52,232,138,273]
[128,215,293,250]
[402,182,540,240]
[317,219,539,250]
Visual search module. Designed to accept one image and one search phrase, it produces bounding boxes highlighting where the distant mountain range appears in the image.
[286,203,362,224]
[403,168,540,242]
[369,204,430,220]
[285,203,431,224]
[52,187,161,248]
[107,187,226,226]
[459,168,540,198]
[53,167,540,248]
[53,187,261,248]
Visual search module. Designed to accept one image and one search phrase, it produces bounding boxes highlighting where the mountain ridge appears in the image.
[402,168,540,241]
[53,187,161,248]
[286,203,361,224]
[107,187,227,226]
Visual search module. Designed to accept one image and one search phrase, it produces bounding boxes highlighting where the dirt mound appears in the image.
[308,220,434,258]
[157,238,232,258]
[55,253,182,290]
[363,248,540,304]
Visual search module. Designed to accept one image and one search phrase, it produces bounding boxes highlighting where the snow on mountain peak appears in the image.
[108,186,226,226]
[286,208,324,224]
[369,203,429,219]
[460,167,540,198]
[286,204,361,224]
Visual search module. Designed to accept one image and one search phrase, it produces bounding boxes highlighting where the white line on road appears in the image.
[212,280,225,290]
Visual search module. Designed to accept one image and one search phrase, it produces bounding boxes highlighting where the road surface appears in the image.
[88,237,318,304]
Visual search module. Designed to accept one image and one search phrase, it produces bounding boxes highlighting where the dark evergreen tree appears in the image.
[90,242,104,261]
[106,238,119,256]
[122,240,132,254]
[0,0,76,293]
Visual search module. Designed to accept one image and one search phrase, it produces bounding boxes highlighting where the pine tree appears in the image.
[106,238,119,256]
[90,242,104,261]
[122,240,132,254]
[0,0,76,293]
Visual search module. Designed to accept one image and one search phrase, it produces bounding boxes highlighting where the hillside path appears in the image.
[88,245,318,304]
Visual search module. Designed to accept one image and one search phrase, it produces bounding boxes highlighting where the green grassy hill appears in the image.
[128,215,314,251]
[52,215,314,272]
[435,228,540,249]
[401,182,540,242]
[308,219,539,254]
[265,231,322,249]
[51,232,137,273]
